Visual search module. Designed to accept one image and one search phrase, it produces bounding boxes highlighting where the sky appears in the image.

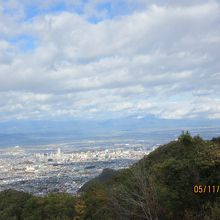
[0,0,220,121]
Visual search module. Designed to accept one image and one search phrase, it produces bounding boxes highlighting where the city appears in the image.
[0,142,154,195]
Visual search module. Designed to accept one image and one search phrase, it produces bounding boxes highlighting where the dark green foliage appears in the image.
[81,133,220,220]
[81,182,113,220]
[211,137,220,144]
[0,191,76,220]
[79,168,117,192]
[22,193,76,220]
[0,190,31,220]
[204,199,220,220]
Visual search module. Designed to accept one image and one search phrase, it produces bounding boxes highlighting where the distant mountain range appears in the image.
[1,116,220,134]
[0,116,219,147]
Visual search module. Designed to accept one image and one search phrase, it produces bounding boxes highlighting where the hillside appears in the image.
[81,132,220,219]
[0,132,220,220]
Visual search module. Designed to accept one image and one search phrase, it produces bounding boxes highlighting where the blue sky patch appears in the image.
[8,35,38,53]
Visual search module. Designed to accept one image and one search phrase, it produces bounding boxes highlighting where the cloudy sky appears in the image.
[0,0,220,121]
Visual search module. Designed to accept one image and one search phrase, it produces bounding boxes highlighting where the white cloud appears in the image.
[0,1,220,120]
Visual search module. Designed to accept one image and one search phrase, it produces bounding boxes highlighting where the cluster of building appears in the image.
[35,146,146,162]
[0,143,152,195]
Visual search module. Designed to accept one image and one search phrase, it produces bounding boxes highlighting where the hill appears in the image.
[81,132,220,219]
[0,132,219,220]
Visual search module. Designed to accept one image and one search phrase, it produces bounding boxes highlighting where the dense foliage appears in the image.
[0,191,77,220]
[0,132,219,220]
[81,132,220,220]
